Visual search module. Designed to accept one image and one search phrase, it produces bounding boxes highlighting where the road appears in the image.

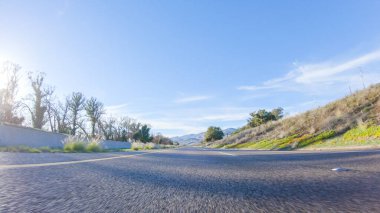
[1,147,380,212]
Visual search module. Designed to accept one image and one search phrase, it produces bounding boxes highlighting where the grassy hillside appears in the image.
[209,83,380,150]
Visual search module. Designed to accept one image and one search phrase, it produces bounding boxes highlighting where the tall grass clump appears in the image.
[85,140,103,152]
[63,136,103,152]
[131,142,159,150]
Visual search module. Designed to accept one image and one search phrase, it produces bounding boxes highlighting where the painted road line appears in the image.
[218,151,236,156]
[0,151,163,170]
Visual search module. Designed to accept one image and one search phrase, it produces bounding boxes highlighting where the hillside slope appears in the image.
[208,84,380,150]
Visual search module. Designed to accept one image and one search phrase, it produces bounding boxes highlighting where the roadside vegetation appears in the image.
[0,62,175,151]
[204,126,224,142]
[207,84,380,150]
[63,137,103,153]
[0,146,60,153]
[0,135,179,153]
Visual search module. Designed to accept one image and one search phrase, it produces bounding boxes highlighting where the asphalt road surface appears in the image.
[1,147,380,212]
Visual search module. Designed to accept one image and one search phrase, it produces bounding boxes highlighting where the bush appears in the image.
[64,141,86,152]
[204,126,224,142]
[86,142,102,152]
[131,142,159,150]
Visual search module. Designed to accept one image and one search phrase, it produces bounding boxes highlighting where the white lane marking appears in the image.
[218,151,236,156]
[0,151,161,170]
[331,167,351,172]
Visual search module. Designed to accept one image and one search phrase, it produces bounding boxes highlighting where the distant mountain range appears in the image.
[171,128,236,145]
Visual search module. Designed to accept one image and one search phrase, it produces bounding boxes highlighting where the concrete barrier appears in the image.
[0,123,67,148]
[100,140,131,149]
[0,123,132,149]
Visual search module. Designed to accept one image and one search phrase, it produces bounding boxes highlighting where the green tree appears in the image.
[248,107,284,127]
[204,126,224,142]
[248,109,272,127]
[132,124,152,143]
[271,107,284,120]
[140,124,153,143]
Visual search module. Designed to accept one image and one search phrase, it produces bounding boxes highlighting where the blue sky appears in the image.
[1,0,380,136]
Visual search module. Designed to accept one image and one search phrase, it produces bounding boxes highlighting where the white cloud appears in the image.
[237,85,279,91]
[238,49,380,93]
[295,50,380,84]
[105,103,128,111]
[174,95,211,103]
[194,113,248,122]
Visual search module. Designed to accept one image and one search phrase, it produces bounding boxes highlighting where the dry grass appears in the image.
[211,84,380,149]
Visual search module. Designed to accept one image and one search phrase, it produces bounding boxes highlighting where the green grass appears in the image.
[0,146,41,153]
[296,131,336,148]
[0,145,62,153]
[224,126,380,150]
[342,126,380,142]
[223,131,336,150]
[0,141,176,154]
[308,126,380,149]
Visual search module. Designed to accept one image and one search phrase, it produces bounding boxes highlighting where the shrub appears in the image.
[62,136,104,153]
[64,141,86,152]
[86,142,102,152]
[204,126,224,142]
[131,142,159,150]
[132,142,144,150]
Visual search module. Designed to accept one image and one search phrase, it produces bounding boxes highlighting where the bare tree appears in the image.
[0,62,24,125]
[55,98,70,134]
[100,117,116,140]
[25,72,51,129]
[117,117,133,141]
[128,120,142,140]
[67,92,86,135]
[85,97,104,137]
[43,86,57,132]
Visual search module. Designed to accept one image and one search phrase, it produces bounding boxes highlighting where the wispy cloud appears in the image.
[105,103,128,111]
[174,95,211,104]
[194,113,248,122]
[238,49,380,93]
[295,50,380,84]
